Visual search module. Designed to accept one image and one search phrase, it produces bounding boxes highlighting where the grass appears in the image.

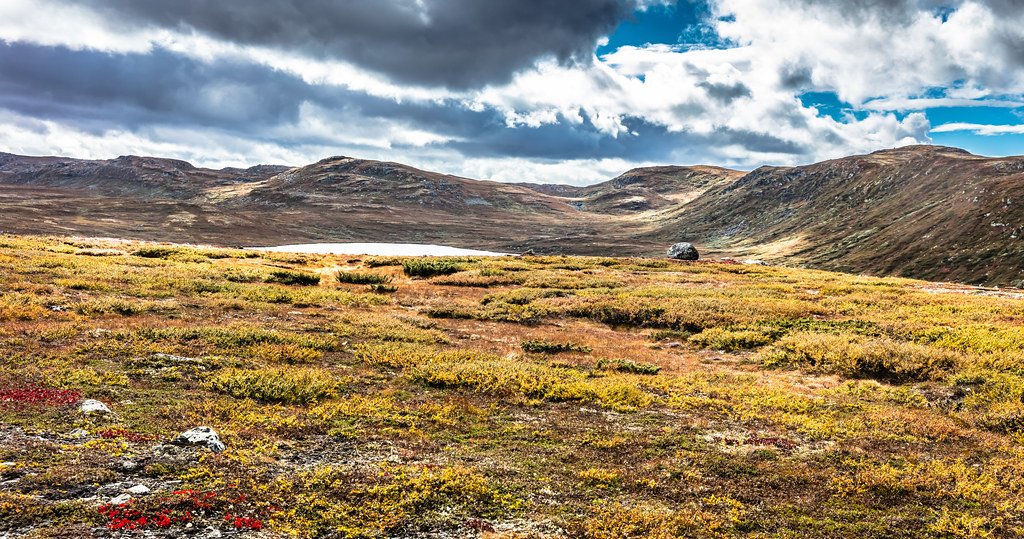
[4,233,1024,538]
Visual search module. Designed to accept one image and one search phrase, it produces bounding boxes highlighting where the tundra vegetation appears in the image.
[2,234,1024,538]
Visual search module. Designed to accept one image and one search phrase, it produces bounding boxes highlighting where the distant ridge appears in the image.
[1,144,1022,285]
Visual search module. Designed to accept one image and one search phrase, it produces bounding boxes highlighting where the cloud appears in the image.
[862,97,1024,111]
[61,0,652,89]
[711,0,1024,104]
[0,0,1019,183]
[931,122,1024,135]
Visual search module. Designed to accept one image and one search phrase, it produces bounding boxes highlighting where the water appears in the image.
[250,242,511,257]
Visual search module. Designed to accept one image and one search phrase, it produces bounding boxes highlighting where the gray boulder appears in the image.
[171,426,225,453]
[79,399,112,415]
[667,242,699,261]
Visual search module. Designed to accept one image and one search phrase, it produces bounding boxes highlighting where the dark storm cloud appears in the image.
[0,41,485,141]
[0,42,312,131]
[449,115,806,161]
[71,0,644,89]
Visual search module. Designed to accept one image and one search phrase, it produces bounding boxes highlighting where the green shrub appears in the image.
[522,339,592,354]
[597,358,661,375]
[365,257,403,267]
[336,271,392,285]
[132,246,180,259]
[689,328,773,352]
[403,259,463,278]
[368,283,398,293]
[266,270,321,286]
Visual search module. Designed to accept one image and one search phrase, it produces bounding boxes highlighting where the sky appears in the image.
[0,0,1022,185]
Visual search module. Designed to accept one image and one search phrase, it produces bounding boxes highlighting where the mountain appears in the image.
[0,145,1022,285]
[0,153,288,198]
[649,145,1024,285]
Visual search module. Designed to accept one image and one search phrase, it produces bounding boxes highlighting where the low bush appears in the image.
[403,259,463,278]
[522,339,592,354]
[689,328,773,351]
[596,358,661,375]
[760,332,960,382]
[132,246,180,259]
[266,270,321,286]
[336,272,391,285]
[364,257,403,267]
[208,367,342,404]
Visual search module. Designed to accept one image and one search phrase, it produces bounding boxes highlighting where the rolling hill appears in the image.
[1,145,1022,285]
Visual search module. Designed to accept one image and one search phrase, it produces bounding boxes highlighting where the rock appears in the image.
[109,493,132,505]
[120,460,138,472]
[68,428,90,438]
[171,426,225,453]
[667,242,699,261]
[126,484,150,495]
[79,399,111,415]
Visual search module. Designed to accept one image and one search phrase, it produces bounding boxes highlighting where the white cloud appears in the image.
[862,97,1024,111]
[931,123,1024,135]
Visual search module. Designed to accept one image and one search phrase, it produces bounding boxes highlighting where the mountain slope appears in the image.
[0,153,287,198]
[650,145,1024,284]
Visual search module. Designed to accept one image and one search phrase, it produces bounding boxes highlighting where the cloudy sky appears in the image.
[0,0,1022,184]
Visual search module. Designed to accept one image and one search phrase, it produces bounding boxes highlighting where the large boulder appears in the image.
[667,242,699,261]
[79,399,112,415]
[171,426,225,453]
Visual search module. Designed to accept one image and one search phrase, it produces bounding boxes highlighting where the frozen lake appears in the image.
[251,242,511,257]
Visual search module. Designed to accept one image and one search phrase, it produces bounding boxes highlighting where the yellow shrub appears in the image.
[575,498,744,539]
[761,332,960,382]
[208,367,342,404]
[577,468,620,487]
[689,328,773,351]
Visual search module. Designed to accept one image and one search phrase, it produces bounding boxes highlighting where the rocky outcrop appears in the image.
[171,426,225,452]
[667,242,699,260]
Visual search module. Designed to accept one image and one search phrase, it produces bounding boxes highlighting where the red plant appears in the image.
[225,513,264,530]
[98,488,273,532]
[0,386,81,408]
[99,428,157,443]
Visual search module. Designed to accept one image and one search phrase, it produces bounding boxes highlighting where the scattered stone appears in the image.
[79,399,111,415]
[667,242,699,261]
[109,493,132,506]
[126,484,150,495]
[120,460,139,472]
[151,352,203,364]
[171,426,226,453]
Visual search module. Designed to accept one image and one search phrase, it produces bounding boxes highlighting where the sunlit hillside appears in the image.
[2,235,1024,538]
